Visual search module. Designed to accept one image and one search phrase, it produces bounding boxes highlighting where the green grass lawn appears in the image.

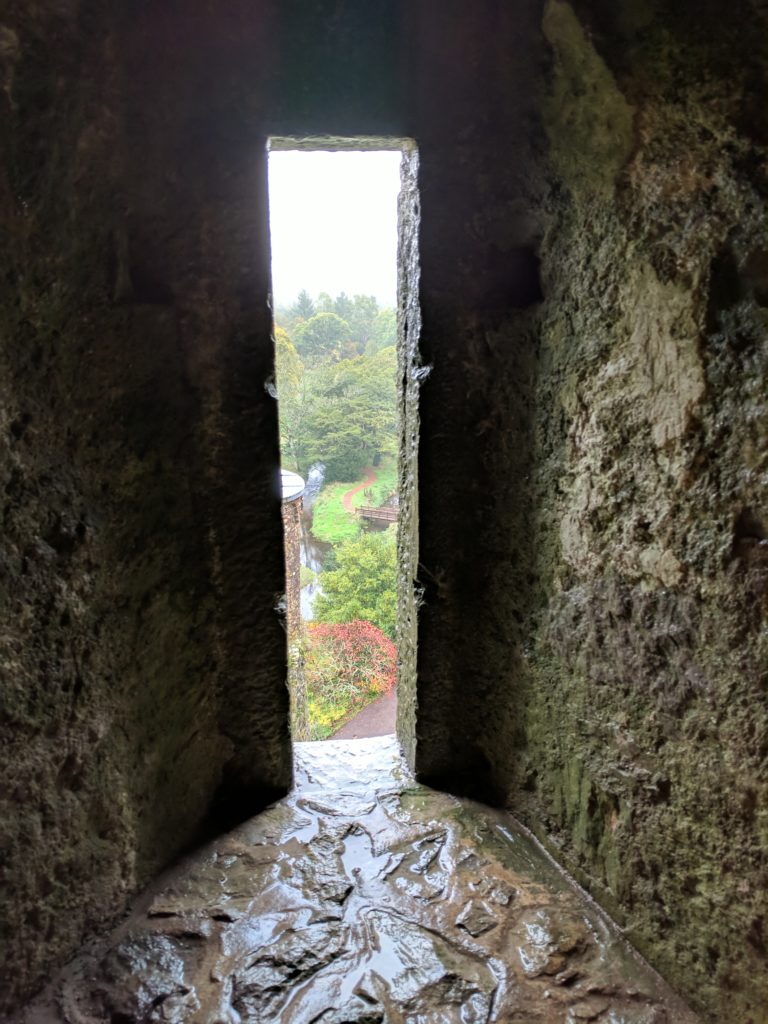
[311,482,362,544]
[310,456,397,546]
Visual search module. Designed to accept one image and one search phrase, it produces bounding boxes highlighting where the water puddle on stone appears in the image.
[30,736,701,1024]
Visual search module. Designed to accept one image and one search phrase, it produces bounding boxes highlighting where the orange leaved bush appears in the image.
[304,620,396,702]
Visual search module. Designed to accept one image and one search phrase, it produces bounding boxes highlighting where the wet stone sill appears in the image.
[26,737,699,1024]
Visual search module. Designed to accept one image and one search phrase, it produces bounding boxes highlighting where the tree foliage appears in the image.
[274,326,302,390]
[368,308,397,353]
[274,326,306,471]
[292,288,316,322]
[333,291,354,323]
[306,620,395,697]
[314,528,397,638]
[294,312,352,366]
[279,292,396,356]
[275,323,396,480]
[274,293,398,479]
[302,346,397,480]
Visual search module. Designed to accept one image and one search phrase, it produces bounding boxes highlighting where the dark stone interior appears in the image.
[1,2,766,1021]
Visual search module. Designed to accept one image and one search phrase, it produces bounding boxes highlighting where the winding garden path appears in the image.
[341,465,377,513]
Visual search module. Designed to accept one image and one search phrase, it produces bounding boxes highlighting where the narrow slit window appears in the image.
[267,138,419,746]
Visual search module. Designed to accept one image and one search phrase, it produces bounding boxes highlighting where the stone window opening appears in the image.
[266,137,422,752]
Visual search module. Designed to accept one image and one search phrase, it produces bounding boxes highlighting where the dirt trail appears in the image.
[341,466,377,513]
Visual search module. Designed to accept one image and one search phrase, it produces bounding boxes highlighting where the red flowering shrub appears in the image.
[307,620,396,694]
[303,620,397,737]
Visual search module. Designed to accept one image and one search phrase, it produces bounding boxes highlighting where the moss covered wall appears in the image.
[391,3,768,1019]
[0,1,291,1010]
[0,0,415,1010]
[1,1,766,1019]
[506,3,768,1021]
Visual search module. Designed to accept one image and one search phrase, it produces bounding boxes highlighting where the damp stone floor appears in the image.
[33,737,699,1024]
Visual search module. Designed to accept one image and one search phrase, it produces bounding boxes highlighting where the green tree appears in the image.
[314,529,397,638]
[273,303,294,330]
[344,294,380,355]
[294,312,352,366]
[366,308,397,354]
[274,326,307,471]
[291,288,316,322]
[275,326,302,391]
[333,291,354,322]
[302,347,397,480]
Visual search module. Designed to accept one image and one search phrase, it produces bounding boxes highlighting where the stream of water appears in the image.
[299,510,331,620]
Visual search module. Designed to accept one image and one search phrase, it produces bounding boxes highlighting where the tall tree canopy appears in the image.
[273,295,398,478]
[292,288,316,322]
[316,292,334,314]
[274,327,306,471]
[274,326,302,390]
[294,312,352,366]
[301,346,397,480]
[367,308,397,353]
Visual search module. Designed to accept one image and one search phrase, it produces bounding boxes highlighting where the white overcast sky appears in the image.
[267,151,402,308]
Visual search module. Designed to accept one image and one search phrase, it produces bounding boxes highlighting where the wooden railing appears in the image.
[357,505,399,523]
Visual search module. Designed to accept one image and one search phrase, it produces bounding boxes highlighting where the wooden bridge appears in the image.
[357,505,399,524]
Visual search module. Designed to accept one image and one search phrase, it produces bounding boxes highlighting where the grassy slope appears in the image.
[310,455,397,545]
[365,455,397,507]
[311,482,361,544]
